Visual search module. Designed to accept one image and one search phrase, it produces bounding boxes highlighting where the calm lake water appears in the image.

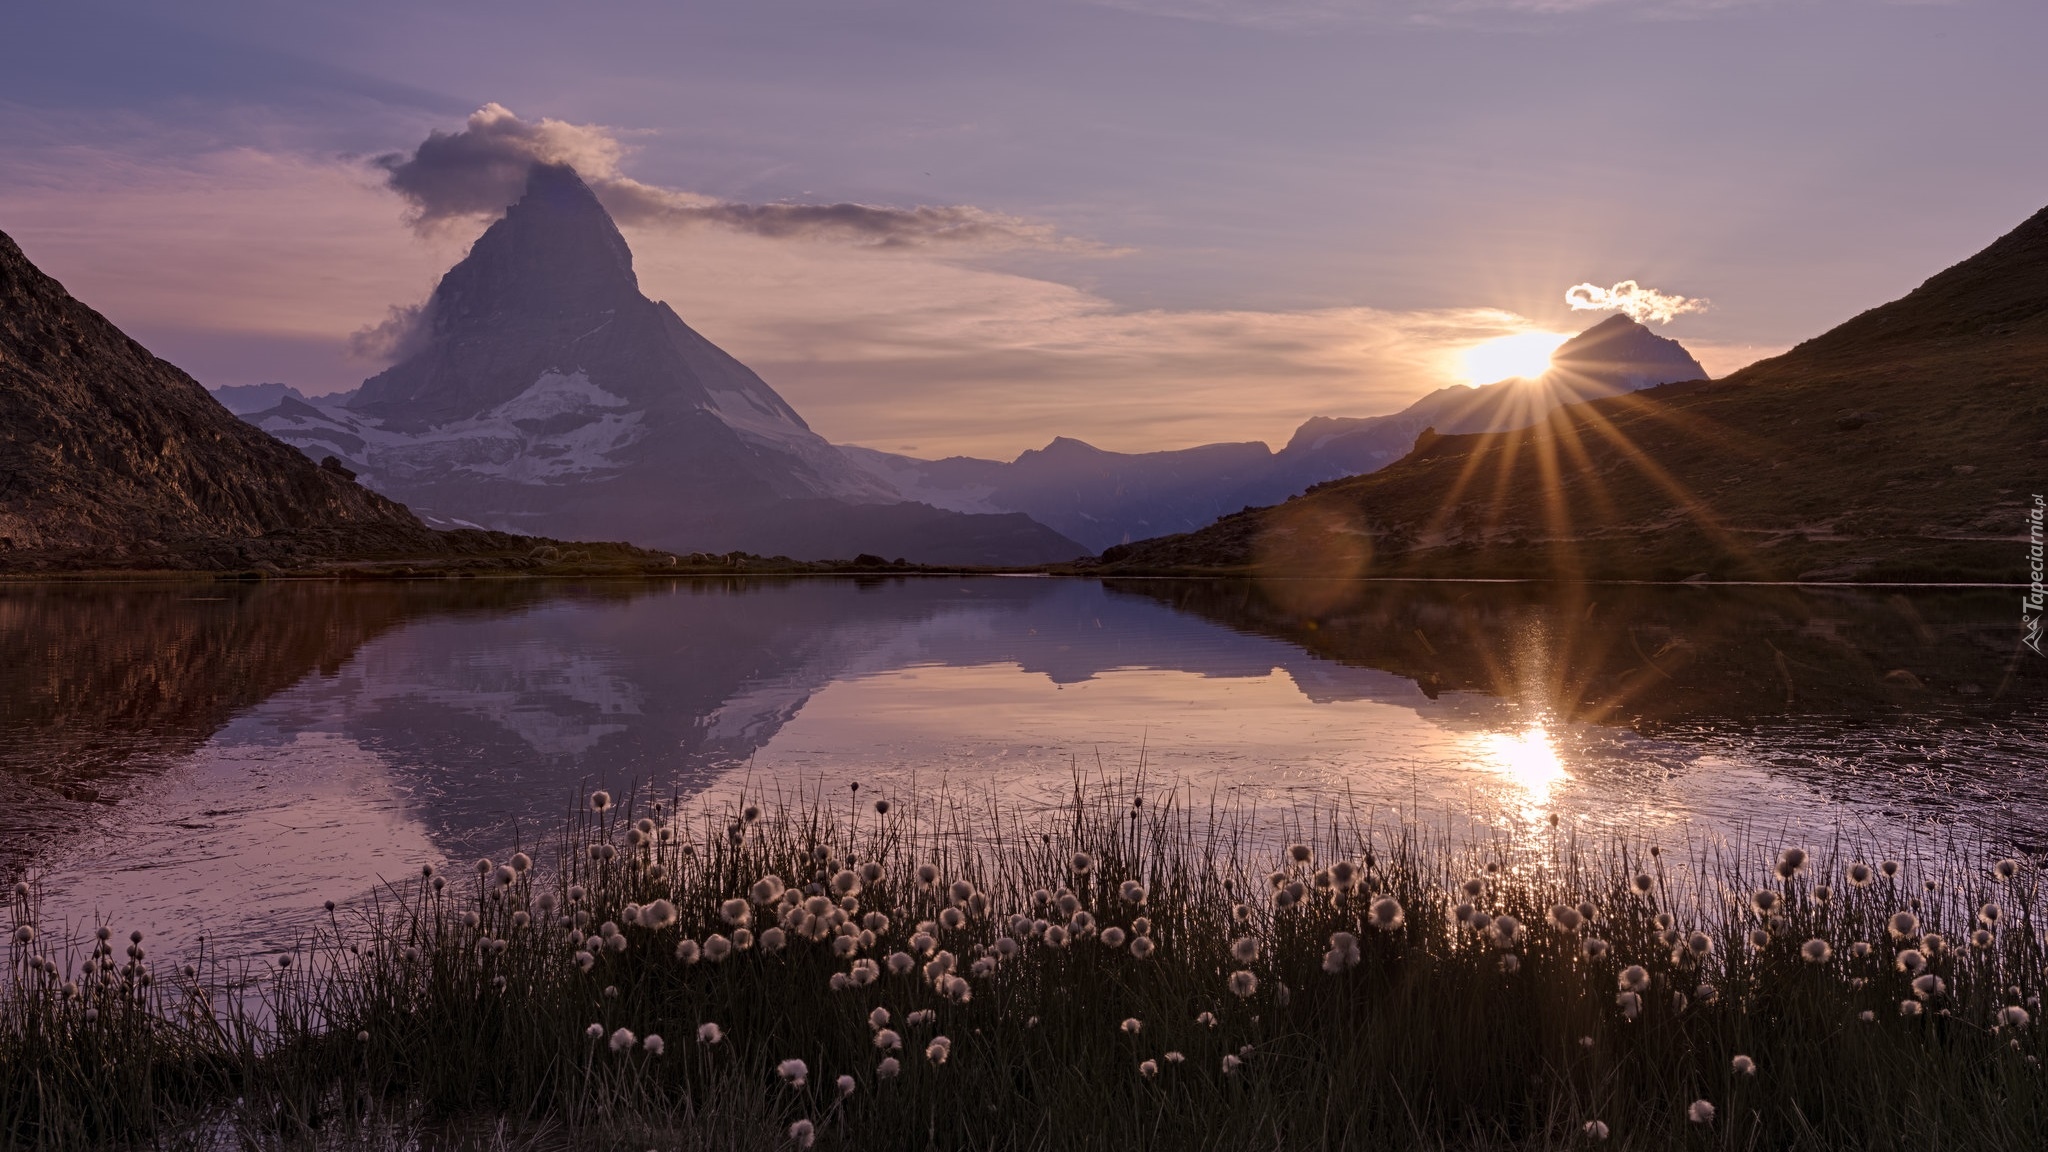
[4,577,2043,954]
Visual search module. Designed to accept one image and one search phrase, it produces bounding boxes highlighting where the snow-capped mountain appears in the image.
[243,164,1083,565]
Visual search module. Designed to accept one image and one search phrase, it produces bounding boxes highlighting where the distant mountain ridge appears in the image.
[0,228,435,564]
[244,165,1084,566]
[847,314,1706,552]
[1103,203,2048,582]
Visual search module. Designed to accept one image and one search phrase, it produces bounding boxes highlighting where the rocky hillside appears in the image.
[0,229,448,567]
[1102,204,2048,583]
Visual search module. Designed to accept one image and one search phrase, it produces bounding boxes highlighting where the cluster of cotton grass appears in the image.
[6,784,2047,1151]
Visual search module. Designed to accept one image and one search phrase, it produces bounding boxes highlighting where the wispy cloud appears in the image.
[1565,279,1709,324]
[376,104,1101,251]
[1087,0,1780,31]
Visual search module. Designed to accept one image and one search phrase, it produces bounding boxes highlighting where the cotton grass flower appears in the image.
[1994,858,2022,881]
[1070,852,1094,875]
[874,1028,902,1050]
[777,1059,809,1087]
[697,1022,723,1045]
[1997,1005,2031,1029]
[1222,1054,1243,1074]
[585,1023,603,1040]
[925,1035,952,1064]
[1232,937,1260,963]
[1549,904,1583,931]
[1618,965,1650,994]
[1801,938,1833,964]
[1101,927,1127,948]
[1583,1121,1609,1140]
[1615,992,1642,1021]
[1487,914,1523,948]
[1368,896,1405,932]
[1323,931,1361,973]
[1888,911,1920,941]
[1138,1059,1159,1078]
[1731,1054,1756,1075]
[1900,999,1923,1017]
[1750,890,1780,917]
[1229,970,1259,998]
[1196,1011,1217,1027]
[1130,935,1156,959]
[1583,938,1610,960]
[1846,862,1875,888]
[877,1055,901,1078]
[1120,880,1147,904]
[1120,1017,1143,1035]
[787,1119,815,1148]
[1776,847,1808,878]
[907,1009,935,1027]
[589,790,611,811]
[1688,1100,1715,1125]
[1895,948,1926,974]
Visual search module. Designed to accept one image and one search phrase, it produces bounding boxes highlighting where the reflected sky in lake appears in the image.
[3,577,2042,954]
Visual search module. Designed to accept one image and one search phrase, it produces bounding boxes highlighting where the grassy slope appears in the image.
[1104,206,2048,582]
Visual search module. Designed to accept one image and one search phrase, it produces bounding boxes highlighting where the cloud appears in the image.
[628,224,1538,457]
[1564,279,1709,324]
[376,104,1095,251]
[1087,0,1765,31]
[346,301,433,363]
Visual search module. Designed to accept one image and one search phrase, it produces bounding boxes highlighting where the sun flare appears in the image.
[1457,331,1571,386]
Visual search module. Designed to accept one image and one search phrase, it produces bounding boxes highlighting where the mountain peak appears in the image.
[1548,312,1706,386]
[462,162,640,306]
[351,163,647,424]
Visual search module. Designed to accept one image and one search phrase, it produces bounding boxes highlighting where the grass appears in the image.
[4,780,2044,1150]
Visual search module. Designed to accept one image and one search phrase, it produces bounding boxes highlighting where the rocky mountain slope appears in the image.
[0,229,441,566]
[851,315,1705,551]
[245,165,1084,566]
[1102,204,2048,583]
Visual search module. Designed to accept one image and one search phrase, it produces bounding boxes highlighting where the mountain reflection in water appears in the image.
[3,577,2042,951]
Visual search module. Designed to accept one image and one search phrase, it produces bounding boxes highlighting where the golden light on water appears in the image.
[1475,723,1568,805]
[1457,331,1571,385]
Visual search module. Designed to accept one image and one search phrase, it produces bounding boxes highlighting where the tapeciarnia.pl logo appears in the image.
[2026,493,2045,657]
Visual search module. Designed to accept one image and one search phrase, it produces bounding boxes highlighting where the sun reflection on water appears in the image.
[1474,723,1568,807]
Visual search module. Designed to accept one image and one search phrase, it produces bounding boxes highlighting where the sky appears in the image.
[2,0,2043,459]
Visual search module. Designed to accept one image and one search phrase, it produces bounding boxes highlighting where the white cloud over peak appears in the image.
[376,104,1104,252]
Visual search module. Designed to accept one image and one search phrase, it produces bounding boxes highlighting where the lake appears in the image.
[4,576,2043,955]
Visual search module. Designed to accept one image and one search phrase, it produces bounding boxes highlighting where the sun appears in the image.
[1457,331,1571,386]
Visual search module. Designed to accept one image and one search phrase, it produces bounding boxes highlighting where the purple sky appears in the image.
[2,0,2043,457]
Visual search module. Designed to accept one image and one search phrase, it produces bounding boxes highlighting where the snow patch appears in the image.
[251,371,645,488]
